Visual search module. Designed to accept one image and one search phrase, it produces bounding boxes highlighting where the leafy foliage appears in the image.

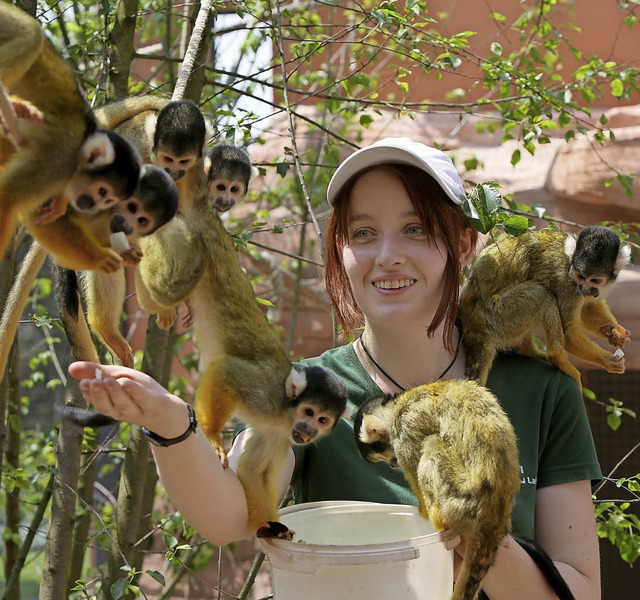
[1,0,639,597]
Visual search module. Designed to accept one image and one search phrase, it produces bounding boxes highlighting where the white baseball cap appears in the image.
[326,137,467,207]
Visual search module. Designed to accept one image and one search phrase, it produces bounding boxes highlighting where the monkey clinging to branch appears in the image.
[459,226,631,387]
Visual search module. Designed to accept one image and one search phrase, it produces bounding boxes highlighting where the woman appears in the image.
[69,137,602,598]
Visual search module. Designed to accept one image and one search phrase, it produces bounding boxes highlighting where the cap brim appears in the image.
[326,138,467,207]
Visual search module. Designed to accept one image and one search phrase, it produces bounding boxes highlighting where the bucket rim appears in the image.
[260,500,447,554]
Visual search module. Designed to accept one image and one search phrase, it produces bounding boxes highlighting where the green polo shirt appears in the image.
[291,345,602,540]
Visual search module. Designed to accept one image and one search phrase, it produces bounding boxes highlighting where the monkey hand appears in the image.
[181,299,194,329]
[92,249,124,274]
[603,352,626,374]
[120,243,144,266]
[0,88,42,146]
[601,324,630,348]
[34,196,67,225]
[67,361,190,436]
[11,98,44,124]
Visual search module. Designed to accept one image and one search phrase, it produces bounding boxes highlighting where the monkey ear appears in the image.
[564,233,577,258]
[342,401,357,420]
[80,132,116,169]
[285,367,308,399]
[616,243,632,273]
[359,414,388,444]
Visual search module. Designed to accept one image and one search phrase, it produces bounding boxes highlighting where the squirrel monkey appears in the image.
[130,159,350,533]
[459,226,631,387]
[71,98,208,366]
[96,96,207,180]
[354,380,521,600]
[0,165,179,381]
[0,3,144,259]
[205,143,253,212]
[135,144,252,331]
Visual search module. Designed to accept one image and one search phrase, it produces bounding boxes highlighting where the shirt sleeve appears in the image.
[536,373,602,488]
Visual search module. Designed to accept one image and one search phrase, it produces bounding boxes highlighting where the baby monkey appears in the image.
[355,380,520,600]
[459,226,631,386]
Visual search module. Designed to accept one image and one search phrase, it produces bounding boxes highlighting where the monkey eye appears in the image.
[179,158,190,165]
[137,217,149,227]
[216,183,226,192]
[589,277,603,285]
[163,156,174,163]
[230,185,239,193]
[98,187,109,197]
[304,407,315,418]
[127,202,138,214]
[318,416,329,424]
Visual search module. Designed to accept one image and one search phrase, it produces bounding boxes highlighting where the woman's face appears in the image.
[341,168,448,329]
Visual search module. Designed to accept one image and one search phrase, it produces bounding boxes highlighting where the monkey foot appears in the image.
[156,310,176,331]
[256,521,295,541]
[215,446,229,469]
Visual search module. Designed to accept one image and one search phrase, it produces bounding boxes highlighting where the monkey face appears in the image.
[289,401,338,445]
[209,177,247,212]
[110,198,159,237]
[65,173,123,214]
[67,130,141,213]
[155,148,198,181]
[571,268,608,298]
[353,404,398,467]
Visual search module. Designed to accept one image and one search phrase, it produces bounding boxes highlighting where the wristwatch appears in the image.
[141,402,197,447]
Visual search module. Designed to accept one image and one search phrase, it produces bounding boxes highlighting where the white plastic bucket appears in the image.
[258,501,454,599]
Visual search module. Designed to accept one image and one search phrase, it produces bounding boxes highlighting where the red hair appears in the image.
[324,164,478,351]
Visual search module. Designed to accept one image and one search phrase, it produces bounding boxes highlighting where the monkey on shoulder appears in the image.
[459,225,631,387]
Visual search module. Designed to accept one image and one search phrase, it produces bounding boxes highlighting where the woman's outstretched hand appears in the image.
[67,361,190,439]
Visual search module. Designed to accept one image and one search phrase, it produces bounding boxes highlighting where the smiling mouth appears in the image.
[373,279,416,290]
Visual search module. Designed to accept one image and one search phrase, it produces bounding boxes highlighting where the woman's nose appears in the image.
[376,235,404,266]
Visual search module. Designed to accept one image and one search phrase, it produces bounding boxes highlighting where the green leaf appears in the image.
[501,215,530,236]
[610,79,624,98]
[276,162,290,178]
[359,114,374,128]
[110,579,128,599]
[510,149,521,167]
[607,411,622,431]
[463,183,503,234]
[490,42,502,56]
[146,570,166,586]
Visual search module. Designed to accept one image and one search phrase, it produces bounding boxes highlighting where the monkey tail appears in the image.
[0,241,47,380]
[53,266,101,363]
[513,535,575,600]
[452,533,501,600]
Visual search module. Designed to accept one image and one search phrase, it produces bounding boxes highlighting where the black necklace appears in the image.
[359,329,462,392]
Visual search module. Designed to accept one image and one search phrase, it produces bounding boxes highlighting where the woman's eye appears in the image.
[406,225,425,235]
[353,228,372,239]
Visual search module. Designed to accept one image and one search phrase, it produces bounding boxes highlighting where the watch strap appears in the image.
[141,402,197,447]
